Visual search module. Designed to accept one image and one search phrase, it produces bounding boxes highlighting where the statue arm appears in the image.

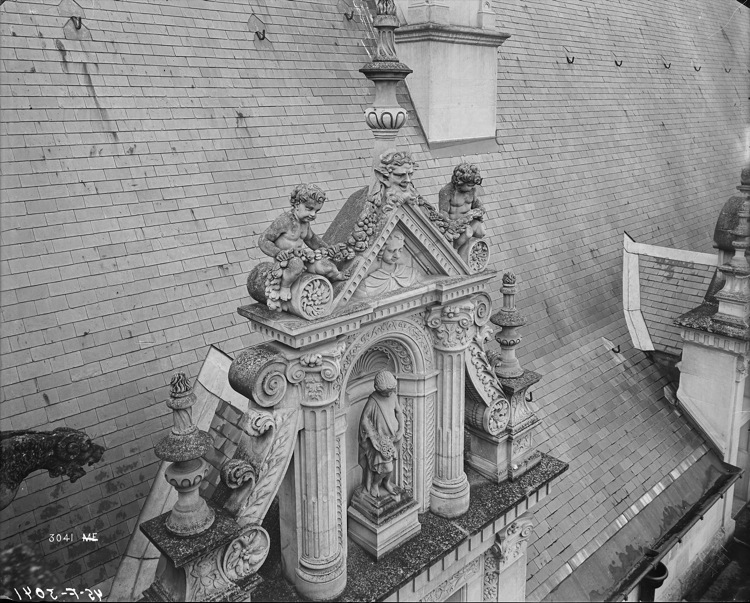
[259,213,293,259]
[471,194,486,218]
[394,403,404,442]
[360,397,382,451]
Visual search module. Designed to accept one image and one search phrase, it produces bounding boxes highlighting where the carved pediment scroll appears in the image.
[465,325,510,436]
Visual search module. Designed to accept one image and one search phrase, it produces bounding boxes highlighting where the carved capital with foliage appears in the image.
[426,302,476,350]
[286,341,347,407]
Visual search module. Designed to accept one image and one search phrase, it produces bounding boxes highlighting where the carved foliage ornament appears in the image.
[427,303,475,349]
[465,326,510,435]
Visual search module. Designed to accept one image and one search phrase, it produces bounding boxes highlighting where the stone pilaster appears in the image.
[427,302,475,518]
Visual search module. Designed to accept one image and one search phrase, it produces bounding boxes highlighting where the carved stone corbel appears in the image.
[490,512,534,572]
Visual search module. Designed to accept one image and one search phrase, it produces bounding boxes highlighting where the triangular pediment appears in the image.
[330,200,472,310]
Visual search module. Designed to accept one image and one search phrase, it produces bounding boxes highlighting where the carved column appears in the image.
[427,302,475,518]
[284,347,347,601]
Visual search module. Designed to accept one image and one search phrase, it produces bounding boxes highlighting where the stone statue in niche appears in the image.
[259,184,351,303]
[376,0,397,16]
[438,163,486,254]
[354,230,418,299]
[358,370,404,498]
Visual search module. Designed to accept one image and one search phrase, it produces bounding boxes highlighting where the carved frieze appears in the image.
[422,557,481,602]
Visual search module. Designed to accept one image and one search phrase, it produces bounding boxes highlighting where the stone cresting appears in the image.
[0,427,104,511]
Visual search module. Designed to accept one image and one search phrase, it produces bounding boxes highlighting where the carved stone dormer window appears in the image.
[395,0,510,146]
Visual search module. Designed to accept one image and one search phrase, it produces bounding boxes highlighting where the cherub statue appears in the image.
[259,184,350,301]
[358,370,404,498]
[438,163,486,253]
[355,230,418,298]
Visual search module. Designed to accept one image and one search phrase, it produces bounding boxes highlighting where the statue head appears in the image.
[451,163,482,193]
[374,370,397,394]
[375,151,416,194]
[290,184,327,223]
[377,230,406,265]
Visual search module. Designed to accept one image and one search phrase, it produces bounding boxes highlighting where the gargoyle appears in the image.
[0,427,105,511]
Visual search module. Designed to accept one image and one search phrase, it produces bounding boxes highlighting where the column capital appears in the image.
[287,341,347,407]
[426,301,476,350]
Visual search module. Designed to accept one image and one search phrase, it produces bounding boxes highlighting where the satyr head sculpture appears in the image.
[258,184,350,302]
[358,370,404,498]
[374,151,417,199]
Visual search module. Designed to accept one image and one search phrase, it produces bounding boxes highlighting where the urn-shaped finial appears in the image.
[156,372,215,536]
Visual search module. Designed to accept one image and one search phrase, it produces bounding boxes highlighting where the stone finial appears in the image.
[490,272,527,378]
[360,0,412,158]
[156,373,215,536]
[712,166,750,329]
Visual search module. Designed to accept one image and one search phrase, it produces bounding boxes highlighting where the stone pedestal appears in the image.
[347,487,421,559]
[465,426,510,483]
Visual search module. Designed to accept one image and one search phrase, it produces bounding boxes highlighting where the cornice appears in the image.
[395,22,510,47]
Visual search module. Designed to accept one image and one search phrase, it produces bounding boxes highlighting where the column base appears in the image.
[294,557,347,602]
[430,474,470,518]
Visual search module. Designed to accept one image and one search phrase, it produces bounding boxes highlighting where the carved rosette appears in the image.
[462,238,490,273]
[427,302,476,351]
[222,526,270,582]
[229,343,288,408]
[293,273,334,319]
[491,512,535,572]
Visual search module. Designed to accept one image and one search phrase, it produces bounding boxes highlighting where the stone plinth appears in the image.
[347,487,421,560]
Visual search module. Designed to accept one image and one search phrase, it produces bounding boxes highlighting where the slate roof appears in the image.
[522,316,710,601]
[639,256,715,356]
[1,0,748,595]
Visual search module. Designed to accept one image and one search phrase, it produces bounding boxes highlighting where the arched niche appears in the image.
[342,337,419,505]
